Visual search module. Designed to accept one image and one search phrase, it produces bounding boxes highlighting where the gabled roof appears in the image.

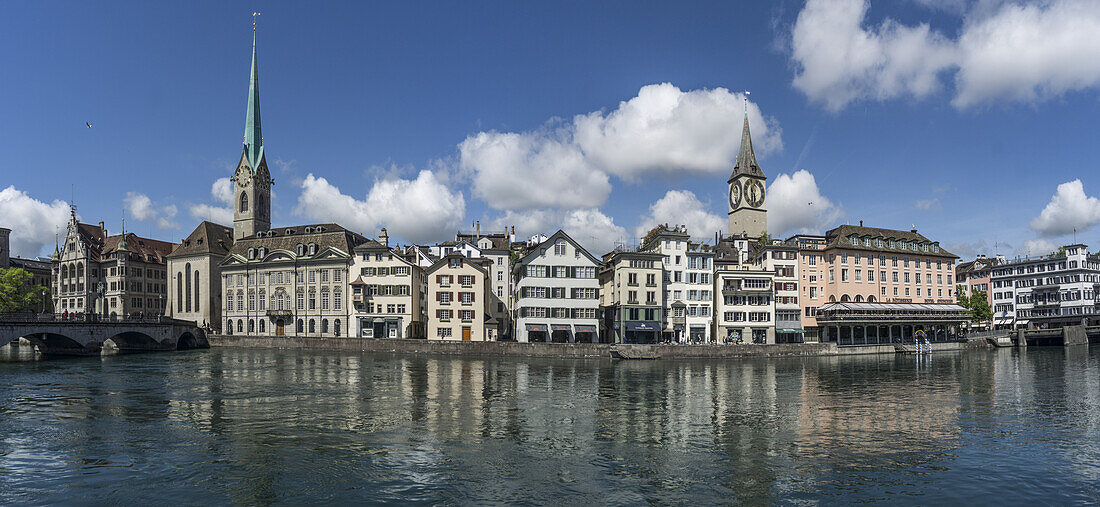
[515,229,600,268]
[169,221,234,258]
[103,233,176,263]
[425,252,491,276]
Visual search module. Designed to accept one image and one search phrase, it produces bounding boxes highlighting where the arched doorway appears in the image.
[275,319,285,336]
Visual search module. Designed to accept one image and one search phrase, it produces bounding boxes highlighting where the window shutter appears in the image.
[470,291,475,302]
[436,291,440,302]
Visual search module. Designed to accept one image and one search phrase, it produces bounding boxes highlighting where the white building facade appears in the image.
[512,231,601,343]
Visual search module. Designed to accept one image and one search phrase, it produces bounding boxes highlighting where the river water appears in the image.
[1,345,1098,505]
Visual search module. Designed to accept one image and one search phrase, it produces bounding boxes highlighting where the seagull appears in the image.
[85,122,93,128]
[808,201,813,206]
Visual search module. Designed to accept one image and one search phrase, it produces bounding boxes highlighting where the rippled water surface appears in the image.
[1,345,1099,505]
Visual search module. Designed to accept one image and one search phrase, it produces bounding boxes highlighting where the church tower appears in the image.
[727,104,767,238]
[232,22,272,240]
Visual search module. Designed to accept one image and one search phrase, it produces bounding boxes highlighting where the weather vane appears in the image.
[252,11,261,30]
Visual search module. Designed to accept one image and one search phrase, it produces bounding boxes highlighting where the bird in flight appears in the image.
[85,122,93,128]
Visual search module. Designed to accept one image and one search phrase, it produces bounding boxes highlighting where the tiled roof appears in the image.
[824,225,957,259]
[103,233,176,264]
[169,221,234,258]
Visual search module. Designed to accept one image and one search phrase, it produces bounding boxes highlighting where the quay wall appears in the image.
[207,335,988,359]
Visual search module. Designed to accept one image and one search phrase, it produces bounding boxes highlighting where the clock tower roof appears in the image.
[242,25,263,172]
[729,108,763,181]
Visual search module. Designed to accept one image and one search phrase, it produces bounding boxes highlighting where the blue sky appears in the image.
[3,0,1100,259]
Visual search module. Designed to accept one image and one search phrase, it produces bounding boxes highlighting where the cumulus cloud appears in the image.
[789,0,1100,110]
[189,178,235,225]
[766,170,843,236]
[1019,238,1059,257]
[1029,179,1100,237]
[487,208,628,256]
[634,190,725,240]
[295,171,465,244]
[459,130,611,210]
[574,83,782,178]
[791,0,955,111]
[124,192,178,230]
[0,186,71,258]
[459,83,782,210]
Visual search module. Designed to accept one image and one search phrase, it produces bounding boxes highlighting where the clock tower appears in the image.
[233,24,272,241]
[727,105,767,239]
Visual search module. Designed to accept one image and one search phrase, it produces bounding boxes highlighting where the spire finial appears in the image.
[252,11,261,30]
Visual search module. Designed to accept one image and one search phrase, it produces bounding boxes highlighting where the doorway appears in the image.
[462,327,472,341]
[275,319,285,336]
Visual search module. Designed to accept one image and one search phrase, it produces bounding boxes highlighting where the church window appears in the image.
[240,192,249,212]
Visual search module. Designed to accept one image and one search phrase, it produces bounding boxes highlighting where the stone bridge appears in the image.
[0,313,209,356]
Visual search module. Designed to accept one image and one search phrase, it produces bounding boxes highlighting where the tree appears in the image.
[968,289,993,323]
[641,224,674,249]
[955,284,970,308]
[0,268,48,313]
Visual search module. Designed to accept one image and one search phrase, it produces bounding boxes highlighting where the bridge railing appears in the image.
[0,312,172,325]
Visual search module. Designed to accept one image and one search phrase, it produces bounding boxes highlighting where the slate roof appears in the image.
[103,233,176,264]
[169,221,234,258]
[227,223,367,258]
[730,112,764,179]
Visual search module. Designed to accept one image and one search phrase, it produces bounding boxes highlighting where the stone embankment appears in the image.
[208,335,983,359]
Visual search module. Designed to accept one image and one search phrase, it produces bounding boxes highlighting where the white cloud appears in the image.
[458,83,783,210]
[486,208,628,256]
[954,0,1100,107]
[634,190,725,240]
[294,171,465,244]
[574,83,782,178]
[0,186,71,258]
[124,192,178,230]
[791,0,956,111]
[915,198,941,211]
[189,177,234,225]
[766,170,843,236]
[459,130,612,210]
[1019,238,1059,257]
[1029,179,1100,237]
[789,0,1100,110]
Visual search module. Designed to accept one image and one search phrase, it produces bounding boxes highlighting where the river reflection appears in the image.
[0,346,1098,504]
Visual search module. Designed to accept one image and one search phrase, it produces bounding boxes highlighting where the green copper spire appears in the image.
[243,25,263,170]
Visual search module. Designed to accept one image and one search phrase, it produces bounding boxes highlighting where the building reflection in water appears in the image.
[2,347,1099,504]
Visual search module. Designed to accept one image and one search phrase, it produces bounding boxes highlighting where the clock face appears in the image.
[729,182,742,208]
[747,180,765,208]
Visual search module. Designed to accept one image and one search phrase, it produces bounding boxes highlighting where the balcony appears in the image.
[352,294,364,304]
[266,309,292,317]
[671,316,686,326]
[627,299,639,305]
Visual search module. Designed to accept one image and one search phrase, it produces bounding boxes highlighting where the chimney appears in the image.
[379,227,389,247]
[859,220,863,227]
[475,221,480,238]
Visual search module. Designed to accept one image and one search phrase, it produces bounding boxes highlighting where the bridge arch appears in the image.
[176,331,201,351]
[105,331,165,353]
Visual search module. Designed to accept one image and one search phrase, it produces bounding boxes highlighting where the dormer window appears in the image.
[308,243,317,255]
[849,235,858,245]
[248,248,255,259]
[285,229,295,235]
[296,244,305,256]
[316,226,325,232]
[449,258,462,268]
[304,227,312,234]
[862,237,870,247]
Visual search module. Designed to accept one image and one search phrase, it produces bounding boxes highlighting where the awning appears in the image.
[776,328,805,333]
[550,324,571,332]
[525,324,548,332]
[575,325,597,333]
[624,321,660,332]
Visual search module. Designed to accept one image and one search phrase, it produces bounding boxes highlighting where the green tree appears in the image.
[0,268,48,313]
[955,284,970,308]
[968,289,993,323]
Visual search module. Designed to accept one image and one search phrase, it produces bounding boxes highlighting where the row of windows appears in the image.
[831,269,951,285]
[518,307,599,319]
[524,265,598,279]
[352,285,411,296]
[836,252,946,270]
[360,303,407,314]
[846,235,941,253]
[723,311,771,322]
[228,269,342,287]
[225,317,341,336]
[358,266,410,277]
[519,287,598,299]
[226,287,341,312]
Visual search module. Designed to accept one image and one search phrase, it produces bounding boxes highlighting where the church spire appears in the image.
[243,18,263,170]
[730,97,762,179]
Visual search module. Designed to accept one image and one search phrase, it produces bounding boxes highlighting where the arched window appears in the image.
[226,320,233,335]
[248,319,255,332]
[868,295,877,303]
[296,319,304,333]
[185,263,192,312]
[194,270,200,312]
[248,248,255,259]
[309,319,316,333]
[334,319,341,337]
[176,272,183,312]
[321,319,329,334]
[840,294,851,302]
[855,295,864,302]
[237,320,243,333]
[257,194,265,215]
[296,244,304,256]
[259,320,265,333]
[240,192,249,212]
